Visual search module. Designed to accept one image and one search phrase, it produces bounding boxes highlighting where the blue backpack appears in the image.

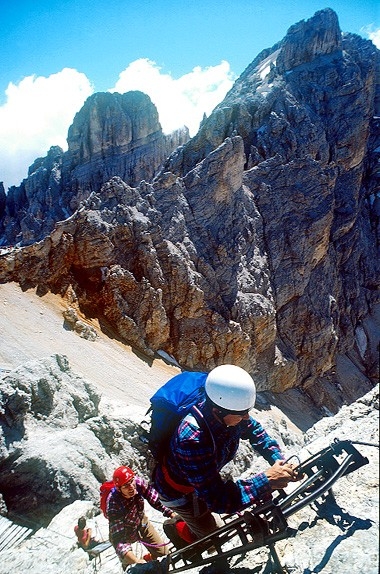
[142,371,209,462]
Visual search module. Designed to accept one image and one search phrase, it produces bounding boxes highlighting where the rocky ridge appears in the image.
[0,91,189,245]
[0,9,379,411]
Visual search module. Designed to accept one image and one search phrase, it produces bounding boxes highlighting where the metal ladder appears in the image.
[165,439,370,573]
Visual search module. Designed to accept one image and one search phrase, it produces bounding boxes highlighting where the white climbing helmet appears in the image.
[205,364,256,412]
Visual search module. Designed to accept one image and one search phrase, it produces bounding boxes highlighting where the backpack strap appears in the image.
[161,460,195,494]
[190,405,216,454]
[160,404,215,494]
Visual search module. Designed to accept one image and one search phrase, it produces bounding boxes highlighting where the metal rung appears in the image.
[0,516,34,552]
[167,506,292,572]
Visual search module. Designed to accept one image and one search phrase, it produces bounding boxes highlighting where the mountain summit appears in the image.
[0,8,379,411]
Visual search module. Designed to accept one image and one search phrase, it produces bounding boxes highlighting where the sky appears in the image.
[0,0,379,192]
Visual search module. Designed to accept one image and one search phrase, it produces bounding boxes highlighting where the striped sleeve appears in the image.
[174,418,272,514]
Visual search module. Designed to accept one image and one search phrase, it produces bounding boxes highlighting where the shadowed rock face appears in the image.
[0,9,379,409]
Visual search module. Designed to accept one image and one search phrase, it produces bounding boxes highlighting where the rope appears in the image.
[350,440,379,448]
[136,522,171,549]
[8,512,73,540]
[303,437,379,454]
[284,454,301,467]
[95,521,105,542]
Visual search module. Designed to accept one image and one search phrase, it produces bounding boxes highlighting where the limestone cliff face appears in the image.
[61,91,189,210]
[0,183,6,219]
[0,9,378,411]
[0,91,189,245]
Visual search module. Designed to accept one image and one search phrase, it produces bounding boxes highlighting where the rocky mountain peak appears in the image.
[64,90,178,189]
[0,9,379,411]
[0,9,379,572]
[0,91,189,245]
[67,91,162,157]
[276,8,342,73]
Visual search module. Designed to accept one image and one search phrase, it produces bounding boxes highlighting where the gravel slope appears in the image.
[0,281,180,408]
[0,281,311,432]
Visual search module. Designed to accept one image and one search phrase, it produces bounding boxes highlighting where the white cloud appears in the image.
[0,60,235,192]
[111,58,236,136]
[361,25,380,48]
[0,69,93,191]
[369,29,380,49]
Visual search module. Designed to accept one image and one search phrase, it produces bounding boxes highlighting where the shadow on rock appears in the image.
[301,493,373,574]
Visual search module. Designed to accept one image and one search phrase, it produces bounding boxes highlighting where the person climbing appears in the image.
[153,364,302,543]
[107,465,176,570]
[74,516,101,550]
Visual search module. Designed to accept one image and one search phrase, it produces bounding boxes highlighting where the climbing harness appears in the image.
[164,438,375,573]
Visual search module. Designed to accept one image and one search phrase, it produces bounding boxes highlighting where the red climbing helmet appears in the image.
[113,466,135,487]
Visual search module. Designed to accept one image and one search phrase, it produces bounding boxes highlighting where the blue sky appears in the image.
[0,0,379,191]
